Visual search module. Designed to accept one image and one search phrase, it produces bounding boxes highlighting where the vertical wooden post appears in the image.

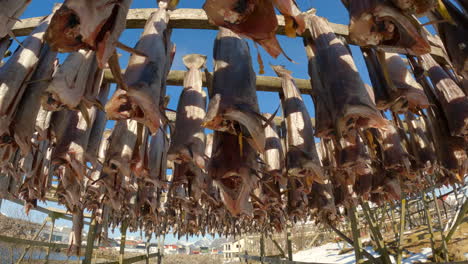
[445,199,468,243]
[145,233,152,264]
[260,233,265,264]
[286,226,293,261]
[83,214,98,264]
[422,192,438,261]
[390,204,398,237]
[119,220,128,264]
[348,206,363,263]
[45,215,56,264]
[361,202,391,264]
[430,185,449,261]
[396,197,406,264]
[16,217,48,264]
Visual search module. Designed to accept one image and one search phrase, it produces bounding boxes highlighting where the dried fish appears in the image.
[0,37,12,63]
[419,54,468,137]
[12,45,57,155]
[272,65,325,185]
[45,0,133,67]
[0,0,31,38]
[391,0,437,14]
[306,14,387,139]
[262,113,285,184]
[105,4,171,134]
[204,27,265,153]
[0,15,51,136]
[168,54,207,169]
[43,50,98,111]
[343,0,430,54]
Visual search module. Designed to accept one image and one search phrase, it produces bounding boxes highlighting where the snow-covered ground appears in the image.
[293,242,432,264]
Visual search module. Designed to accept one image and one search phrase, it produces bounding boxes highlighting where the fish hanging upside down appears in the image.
[0,0,31,38]
[343,0,430,55]
[167,54,207,170]
[45,0,133,68]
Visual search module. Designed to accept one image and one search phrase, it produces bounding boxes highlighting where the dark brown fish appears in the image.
[209,131,258,217]
[419,54,468,137]
[0,15,51,137]
[203,0,303,58]
[203,27,265,153]
[105,6,171,134]
[45,0,132,68]
[343,0,430,55]
[12,45,57,155]
[0,0,31,38]
[272,65,325,185]
[306,14,387,139]
[167,54,207,169]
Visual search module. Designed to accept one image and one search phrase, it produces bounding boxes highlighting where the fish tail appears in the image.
[183,54,207,70]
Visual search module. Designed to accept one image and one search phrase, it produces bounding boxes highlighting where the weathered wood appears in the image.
[16,217,48,264]
[260,233,266,264]
[422,192,438,261]
[104,69,313,93]
[45,216,56,264]
[11,9,446,60]
[348,207,363,263]
[396,198,406,264]
[83,215,99,264]
[119,221,129,264]
[286,227,293,261]
[239,255,330,264]
[444,198,468,243]
[361,203,391,264]
[0,234,69,249]
[97,253,160,264]
[270,236,286,258]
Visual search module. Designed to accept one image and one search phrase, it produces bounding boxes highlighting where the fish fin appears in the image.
[78,103,92,127]
[436,0,456,25]
[271,64,293,78]
[284,16,297,38]
[116,42,148,57]
[262,106,280,129]
[8,31,25,50]
[183,54,207,70]
[108,50,127,90]
[254,42,265,75]
[238,132,243,158]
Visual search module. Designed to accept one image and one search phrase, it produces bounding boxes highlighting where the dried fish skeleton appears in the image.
[306,14,387,139]
[0,15,51,137]
[105,4,171,134]
[0,0,31,38]
[272,65,325,185]
[45,0,132,68]
[167,54,207,169]
[203,0,304,58]
[419,54,468,137]
[203,27,265,153]
[344,0,430,55]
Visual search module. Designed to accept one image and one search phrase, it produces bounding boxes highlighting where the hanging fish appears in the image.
[105,4,171,134]
[203,27,265,153]
[167,54,207,169]
[45,0,133,68]
[12,44,57,155]
[391,0,438,14]
[343,0,430,55]
[419,54,468,137]
[262,113,286,185]
[0,0,31,38]
[203,0,304,58]
[306,14,387,139]
[0,14,51,137]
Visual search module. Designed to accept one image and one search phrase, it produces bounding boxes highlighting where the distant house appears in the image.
[164,244,178,255]
[222,239,245,261]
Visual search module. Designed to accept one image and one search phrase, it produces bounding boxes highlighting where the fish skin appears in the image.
[345,0,430,55]
[306,14,387,139]
[272,64,325,185]
[105,5,170,134]
[43,50,97,111]
[204,27,265,153]
[0,0,31,38]
[0,15,51,136]
[12,45,57,155]
[262,113,285,185]
[0,37,12,63]
[45,0,133,68]
[420,54,468,137]
[168,54,207,169]
[391,0,438,14]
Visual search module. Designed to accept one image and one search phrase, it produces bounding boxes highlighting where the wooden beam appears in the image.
[97,252,160,264]
[11,8,446,60]
[239,254,330,264]
[0,234,69,249]
[104,69,312,93]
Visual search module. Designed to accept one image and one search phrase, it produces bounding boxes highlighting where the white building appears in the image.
[222,238,245,261]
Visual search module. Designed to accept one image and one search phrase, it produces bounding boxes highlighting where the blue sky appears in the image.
[2,0,378,243]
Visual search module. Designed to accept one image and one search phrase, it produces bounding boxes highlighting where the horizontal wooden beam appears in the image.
[103,69,313,93]
[97,252,160,264]
[0,234,66,249]
[239,255,329,264]
[11,8,446,60]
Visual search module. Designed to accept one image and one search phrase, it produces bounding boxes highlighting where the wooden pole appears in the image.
[269,236,286,258]
[45,215,56,264]
[348,206,363,263]
[444,198,468,243]
[16,217,48,264]
[83,214,99,264]
[286,226,293,261]
[260,233,265,264]
[429,183,449,261]
[145,233,152,264]
[361,202,391,264]
[422,192,438,261]
[396,197,406,264]
[119,220,129,264]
